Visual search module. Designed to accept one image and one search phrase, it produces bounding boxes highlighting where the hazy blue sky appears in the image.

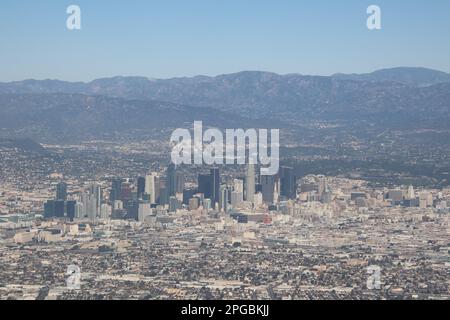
[1,0,450,81]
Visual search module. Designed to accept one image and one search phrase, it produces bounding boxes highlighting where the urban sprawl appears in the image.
[0,143,449,300]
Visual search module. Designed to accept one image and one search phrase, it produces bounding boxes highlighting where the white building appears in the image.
[145,173,158,204]
[100,204,112,219]
[138,203,153,222]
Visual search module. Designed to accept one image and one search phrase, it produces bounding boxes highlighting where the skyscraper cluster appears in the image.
[43,164,298,222]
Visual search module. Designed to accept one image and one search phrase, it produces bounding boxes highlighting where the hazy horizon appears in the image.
[1,66,449,83]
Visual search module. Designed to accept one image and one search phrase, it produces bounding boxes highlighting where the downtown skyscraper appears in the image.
[56,182,67,201]
[246,164,256,203]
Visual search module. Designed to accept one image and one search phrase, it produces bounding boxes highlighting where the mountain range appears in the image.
[1,67,449,142]
[332,67,450,87]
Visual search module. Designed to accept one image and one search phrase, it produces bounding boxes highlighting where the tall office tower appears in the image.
[81,193,89,218]
[154,176,165,204]
[169,196,180,213]
[89,183,102,209]
[153,176,160,202]
[74,202,84,219]
[120,182,133,202]
[137,176,146,200]
[257,166,263,184]
[176,172,185,193]
[159,187,169,205]
[124,200,139,220]
[280,166,296,200]
[87,196,97,221]
[145,173,157,204]
[66,200,76,220]
[318,177,327,197]
[219,185,229,212]
[56,182,67,201]
[211,168,220,205]
[44,200,56,218]
[273,178,280,204]
[166,164,177,197]
[100,204,111,219]
[406,185,415,200]
[110,178,123,203]
[322,190,333,204]
[246,164,256,203]
[232,179,244,207]
[261,175,276,203]
[198,173,213,200]
[55,200,66,218]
